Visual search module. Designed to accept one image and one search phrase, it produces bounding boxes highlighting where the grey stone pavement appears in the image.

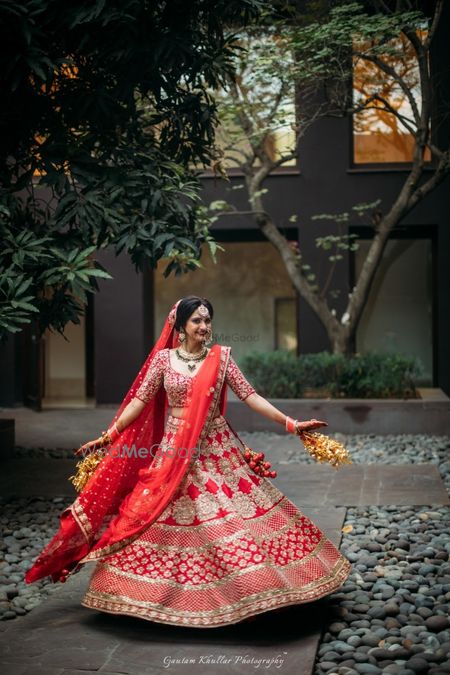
[0,564,341,675]
[0,407,449,674]
[0,406,117,452]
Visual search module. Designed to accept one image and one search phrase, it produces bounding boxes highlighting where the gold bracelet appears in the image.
[99,430,112,447]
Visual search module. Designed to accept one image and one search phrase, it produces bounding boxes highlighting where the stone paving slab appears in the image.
[0,406,117,451]
[275,463,450,507]
[0,507,348,675]
[0,458,448,507]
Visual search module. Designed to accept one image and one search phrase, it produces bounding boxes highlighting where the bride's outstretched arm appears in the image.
[115,398,147,432]
[226,353,327,434]
[243,392,286,426]
[75,398,147,455]
[243,392,327,433]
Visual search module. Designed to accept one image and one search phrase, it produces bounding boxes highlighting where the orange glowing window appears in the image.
[352,31,431,164]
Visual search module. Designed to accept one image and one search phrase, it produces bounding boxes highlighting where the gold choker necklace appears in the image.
[175,347,208,372]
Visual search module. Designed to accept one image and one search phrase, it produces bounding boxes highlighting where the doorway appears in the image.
[41,298,95,409]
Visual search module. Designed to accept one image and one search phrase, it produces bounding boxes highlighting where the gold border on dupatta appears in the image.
[70,499,93,543]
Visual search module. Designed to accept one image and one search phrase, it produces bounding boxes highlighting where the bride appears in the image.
[25,295,352,627]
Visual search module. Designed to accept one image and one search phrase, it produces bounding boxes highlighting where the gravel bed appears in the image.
[314,504,450,675]
[0,495,72,620]
[1,433,449,675]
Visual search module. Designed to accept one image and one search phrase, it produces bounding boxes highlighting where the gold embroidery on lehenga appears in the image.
[153,494,287,532]
[229,491,257,518]
[170,495,197,525]
[93,534,329,590]
[194,493,222,521]
[114,510,311,556]
[81,556,352,627]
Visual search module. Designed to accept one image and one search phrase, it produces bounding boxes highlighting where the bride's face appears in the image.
[183,308,211,344]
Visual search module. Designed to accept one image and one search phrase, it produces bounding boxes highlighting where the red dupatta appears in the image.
[25,301,230,584]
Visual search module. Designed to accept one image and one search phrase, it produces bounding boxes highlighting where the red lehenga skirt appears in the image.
[81,414,352,628]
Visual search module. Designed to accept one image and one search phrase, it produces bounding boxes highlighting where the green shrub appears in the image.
[238,350,304,398]
[238,350,423,398]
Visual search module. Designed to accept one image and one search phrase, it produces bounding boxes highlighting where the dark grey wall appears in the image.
[94,250,148,404]
[0,336,17,407]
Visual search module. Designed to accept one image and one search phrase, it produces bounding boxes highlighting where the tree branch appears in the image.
[228,80,272,166]
[359,99,417,136]
[408,147,450,210]
[355,50,421,125]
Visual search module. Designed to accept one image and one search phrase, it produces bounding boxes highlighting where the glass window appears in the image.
[275,297,297,353]
[352,32,431,164]
[212,31,297,170]
[154,241,297,363]
[354,237,433,385]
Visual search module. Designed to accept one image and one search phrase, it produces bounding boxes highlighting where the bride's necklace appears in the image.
[175,346,208,372]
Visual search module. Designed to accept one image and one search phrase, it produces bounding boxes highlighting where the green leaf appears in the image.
[83,268,113,279]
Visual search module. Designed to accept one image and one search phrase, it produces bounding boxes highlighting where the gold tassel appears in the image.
[298,431,352,469]
[68,450,105,493]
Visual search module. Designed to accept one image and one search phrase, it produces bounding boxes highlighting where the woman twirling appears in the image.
[25,295,352,627]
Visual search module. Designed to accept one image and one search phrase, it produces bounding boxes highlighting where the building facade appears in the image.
[1,9,449,407]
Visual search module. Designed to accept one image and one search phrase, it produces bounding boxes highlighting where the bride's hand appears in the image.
[74,437,103,457]
[295,419,328,433]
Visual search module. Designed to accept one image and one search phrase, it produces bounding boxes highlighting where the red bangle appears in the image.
[107,422,120,443]
[285,416,297,434]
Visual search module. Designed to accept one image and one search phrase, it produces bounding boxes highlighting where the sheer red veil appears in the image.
[25,299,230,584]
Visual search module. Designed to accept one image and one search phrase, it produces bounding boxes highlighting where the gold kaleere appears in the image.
[68,450,106,492]
[298,431,352,469]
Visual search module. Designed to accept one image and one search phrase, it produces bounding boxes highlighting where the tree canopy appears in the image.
[0,0,263,337]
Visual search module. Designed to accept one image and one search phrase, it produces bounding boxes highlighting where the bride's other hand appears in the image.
[295,419,328,433]
[74,437,103,457]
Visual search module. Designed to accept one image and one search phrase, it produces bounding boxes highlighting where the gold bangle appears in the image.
[99,430,112,447]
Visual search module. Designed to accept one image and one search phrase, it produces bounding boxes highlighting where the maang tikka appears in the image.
[198,304,212,344]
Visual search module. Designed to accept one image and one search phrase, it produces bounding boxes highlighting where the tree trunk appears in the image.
[329,328,352,356]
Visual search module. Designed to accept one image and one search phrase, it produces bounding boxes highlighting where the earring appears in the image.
[205,327,213,345]
[179,330,186,343]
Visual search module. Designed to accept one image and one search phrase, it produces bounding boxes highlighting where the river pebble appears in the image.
[0,496,72,621]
